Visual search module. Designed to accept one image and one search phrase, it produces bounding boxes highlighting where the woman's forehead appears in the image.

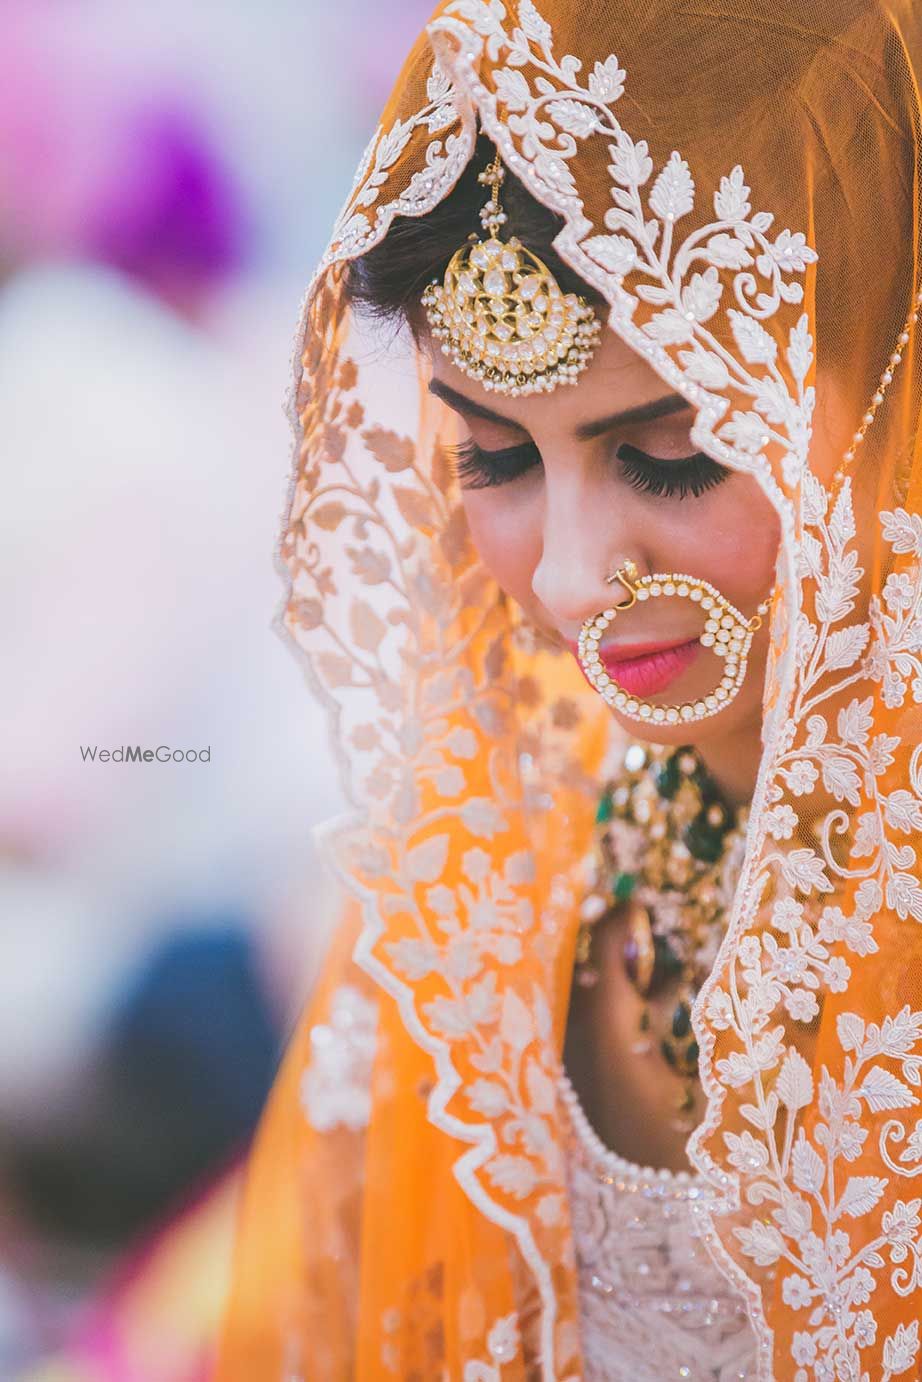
[426,324,692,438]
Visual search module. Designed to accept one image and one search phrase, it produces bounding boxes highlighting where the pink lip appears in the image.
[568,637,700,698]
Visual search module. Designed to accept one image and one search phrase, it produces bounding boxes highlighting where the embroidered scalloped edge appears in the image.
[313,810,568,1374]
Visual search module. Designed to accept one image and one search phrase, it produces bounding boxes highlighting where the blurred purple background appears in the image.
[0,1,433,1376]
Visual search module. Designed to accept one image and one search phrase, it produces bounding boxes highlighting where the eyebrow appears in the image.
[427,377,692,440]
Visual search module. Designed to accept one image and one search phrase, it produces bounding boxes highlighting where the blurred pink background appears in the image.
[0,1,433,1376]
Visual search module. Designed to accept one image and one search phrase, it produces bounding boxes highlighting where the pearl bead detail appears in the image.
[833,286,922,494]
[421,151,601,396]
[577,572,772,725]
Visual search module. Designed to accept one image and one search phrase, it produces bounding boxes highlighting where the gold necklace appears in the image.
[574,742,749,1128]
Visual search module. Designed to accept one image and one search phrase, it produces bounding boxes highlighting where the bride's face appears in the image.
[427,324,782,747]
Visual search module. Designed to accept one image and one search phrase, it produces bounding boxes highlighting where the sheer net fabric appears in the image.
[216,3,922,1377]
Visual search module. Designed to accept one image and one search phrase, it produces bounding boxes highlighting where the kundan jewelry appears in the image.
[421,149,601,396]
[577,559,773,724]
[574,741,749,1127]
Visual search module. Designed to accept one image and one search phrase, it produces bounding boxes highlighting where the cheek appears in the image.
[460,473,780,613]
[462,490,542,603]
[644,475,779,616]
[683,480,781,606]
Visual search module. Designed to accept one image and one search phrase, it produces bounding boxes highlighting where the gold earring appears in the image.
[577,572,774,725]
[420,150,601,397]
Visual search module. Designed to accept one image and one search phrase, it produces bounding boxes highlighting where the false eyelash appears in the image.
[446,436,541,489]
[445,436,731,497]
[616,443,729,499]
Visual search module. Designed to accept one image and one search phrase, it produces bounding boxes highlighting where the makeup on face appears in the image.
[426,353,780,736]
[427,377,731,499]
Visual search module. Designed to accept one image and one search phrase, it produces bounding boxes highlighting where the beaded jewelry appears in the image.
[576,559,773,724]
[421,149,601,396]
[574,742,749,1128]
[831,284,922,493]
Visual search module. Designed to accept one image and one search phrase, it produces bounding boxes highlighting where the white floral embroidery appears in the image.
[328,58,472,265]
[300,983,378,1132]
[692,485,922,1379]
[463,1312,521,1381]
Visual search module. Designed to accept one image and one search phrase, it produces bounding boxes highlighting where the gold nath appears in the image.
[421,151,601,396]
[577,563,773,725]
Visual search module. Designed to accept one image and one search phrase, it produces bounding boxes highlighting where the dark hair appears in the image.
[342,132,605,341]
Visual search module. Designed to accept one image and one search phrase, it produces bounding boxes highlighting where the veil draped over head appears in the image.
[216,2,922,1377]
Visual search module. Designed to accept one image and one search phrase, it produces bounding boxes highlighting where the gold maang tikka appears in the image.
[421,150,601,396]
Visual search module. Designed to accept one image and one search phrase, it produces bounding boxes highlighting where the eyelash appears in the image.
[446,437,730,499]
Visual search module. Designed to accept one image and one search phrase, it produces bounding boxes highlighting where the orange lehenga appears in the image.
[216,3,922,1376]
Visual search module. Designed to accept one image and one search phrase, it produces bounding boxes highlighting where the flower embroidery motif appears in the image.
[694,489,922,1380]
[300,983,379,1132]
[329,58,472,265]
[462,1312,522,1381]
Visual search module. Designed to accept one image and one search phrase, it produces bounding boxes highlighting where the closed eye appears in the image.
[446,437,730,498]
[447,437,540,489]
[616,443,730,498]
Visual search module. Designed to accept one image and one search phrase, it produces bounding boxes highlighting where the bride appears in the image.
[216,2,922,1378]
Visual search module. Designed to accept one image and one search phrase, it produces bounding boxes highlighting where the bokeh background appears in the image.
[0,2,431,1376]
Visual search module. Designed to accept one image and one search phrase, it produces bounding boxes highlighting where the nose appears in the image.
[531,468,638,626]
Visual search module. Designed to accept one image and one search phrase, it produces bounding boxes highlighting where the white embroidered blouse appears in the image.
[558,1067,758,1382]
